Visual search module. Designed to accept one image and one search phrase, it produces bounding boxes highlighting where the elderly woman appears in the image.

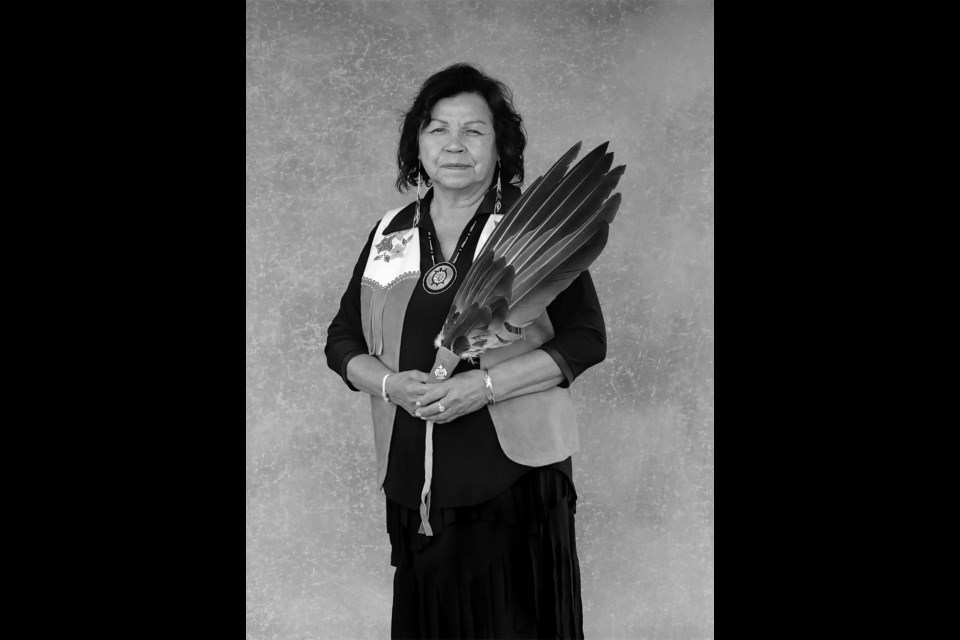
[325,63,606,639]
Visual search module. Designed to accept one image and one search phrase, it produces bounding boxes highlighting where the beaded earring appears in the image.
[494,161,502,215]
[414,160,422,227]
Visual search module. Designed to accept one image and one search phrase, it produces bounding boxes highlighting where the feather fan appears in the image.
[439,140,624,360]
[416,141,625,535]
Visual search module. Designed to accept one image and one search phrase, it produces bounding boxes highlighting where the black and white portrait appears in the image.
[247,1,713,637]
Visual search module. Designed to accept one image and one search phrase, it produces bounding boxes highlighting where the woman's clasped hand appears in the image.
[417,369,489,423]
[382,370,431,417]
[386,369,489,423]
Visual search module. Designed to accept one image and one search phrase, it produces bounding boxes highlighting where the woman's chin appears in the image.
[432,175,490,194]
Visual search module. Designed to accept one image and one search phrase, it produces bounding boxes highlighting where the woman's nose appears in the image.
[444,134,464,152]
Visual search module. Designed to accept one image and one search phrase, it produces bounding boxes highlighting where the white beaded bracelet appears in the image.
[381,373,393,404]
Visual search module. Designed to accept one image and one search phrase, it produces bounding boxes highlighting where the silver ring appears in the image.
[437,403,445,413]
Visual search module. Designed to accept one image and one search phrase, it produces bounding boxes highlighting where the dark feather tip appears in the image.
[553,142,583,169]
[606,164,626,180]
[590,141,611,157]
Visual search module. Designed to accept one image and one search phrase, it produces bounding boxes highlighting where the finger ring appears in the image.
[437,403,445,412]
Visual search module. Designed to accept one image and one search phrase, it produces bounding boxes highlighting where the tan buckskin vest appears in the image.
[359,205,580,488]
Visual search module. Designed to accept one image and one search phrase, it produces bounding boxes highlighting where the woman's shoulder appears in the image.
[356,206,407,244]
[373,202,418,237]
[356,203,417,253]
[383,205,406,219]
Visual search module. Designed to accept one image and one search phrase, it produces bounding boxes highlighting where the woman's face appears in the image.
[419,92,498,196]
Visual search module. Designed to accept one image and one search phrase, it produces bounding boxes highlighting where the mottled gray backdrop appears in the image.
[246,1,713,638]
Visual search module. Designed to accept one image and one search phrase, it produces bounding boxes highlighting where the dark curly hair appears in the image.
[396,63,527,193]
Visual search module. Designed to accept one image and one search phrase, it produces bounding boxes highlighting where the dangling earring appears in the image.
[493,161,502,215]
[414,160,422,227]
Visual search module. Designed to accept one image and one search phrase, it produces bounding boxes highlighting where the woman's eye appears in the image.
[430,127,446,134]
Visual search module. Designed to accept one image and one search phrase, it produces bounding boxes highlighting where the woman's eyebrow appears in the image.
[427,119,488,126]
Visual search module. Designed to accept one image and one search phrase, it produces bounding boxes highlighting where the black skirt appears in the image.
[386,467,584,639]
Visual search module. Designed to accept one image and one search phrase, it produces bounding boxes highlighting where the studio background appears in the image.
[247,1,713,638]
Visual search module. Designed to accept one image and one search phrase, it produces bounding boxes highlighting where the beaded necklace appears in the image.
[421,218,479,294]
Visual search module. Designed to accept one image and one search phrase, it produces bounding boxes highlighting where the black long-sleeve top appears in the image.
[324,184,606,510]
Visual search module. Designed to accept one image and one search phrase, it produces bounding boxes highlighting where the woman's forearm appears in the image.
[345,354,393,397]
[350,348,564,405]
[411,348,565,423]
[487,349,564,402]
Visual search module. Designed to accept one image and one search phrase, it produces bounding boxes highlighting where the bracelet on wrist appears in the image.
[381,373,393,404]
[482,368,496,404]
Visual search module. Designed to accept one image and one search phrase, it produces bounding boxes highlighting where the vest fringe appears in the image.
[418,420,435,536]
[368,288,385,356]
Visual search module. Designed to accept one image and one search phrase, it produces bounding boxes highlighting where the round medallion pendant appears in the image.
[422,262,457,294]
